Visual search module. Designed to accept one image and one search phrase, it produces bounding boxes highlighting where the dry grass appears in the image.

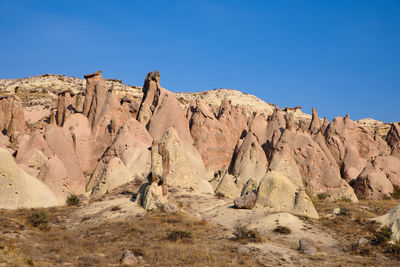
[0,208,260,266]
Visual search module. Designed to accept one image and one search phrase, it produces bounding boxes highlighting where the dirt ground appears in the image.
[1,183,400,266]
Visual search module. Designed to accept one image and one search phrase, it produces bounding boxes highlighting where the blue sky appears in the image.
[0,1,399,122]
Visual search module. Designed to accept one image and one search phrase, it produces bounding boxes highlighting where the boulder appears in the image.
[234,192,257,209]
[256,170,319,219]
[299,237,317,255]
[0,148,60,209]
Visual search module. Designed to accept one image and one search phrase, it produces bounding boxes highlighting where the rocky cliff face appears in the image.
[0,71,397,213]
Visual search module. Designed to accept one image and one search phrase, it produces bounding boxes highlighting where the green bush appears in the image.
[66,194,80,206]
[27,211,49,230]
[372,226,392,245]
[390,185,400,200]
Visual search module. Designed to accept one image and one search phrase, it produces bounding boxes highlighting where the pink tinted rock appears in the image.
[44,125,86,194]
[353,166,394,200]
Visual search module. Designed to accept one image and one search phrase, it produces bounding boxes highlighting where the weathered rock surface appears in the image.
[0,148,60,208]
[299,237,317,255]
[257,170,319,219]
[215,174,241,199]
[275,121,357,202]
[0,95,25,141]
[87,118,152,196]
[189,98,230,171]
[373,204,400,242]
[234,191,256,209]
[231,131,268,189]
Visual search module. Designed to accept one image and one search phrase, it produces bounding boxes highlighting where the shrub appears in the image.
[66,194,80,206]
[27,211,49,230]
[25,258,34,266]
[110,206,121,212]
[273,226,291,235]
[167,229,192,242]
[372,226,392,245]
[339,197,352,203]
[390,185,400,200]
[317,193,329,200]
[233,224,263,243]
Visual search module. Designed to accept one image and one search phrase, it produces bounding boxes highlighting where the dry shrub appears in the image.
[233,224,263,243]
[166,229,192,242]
[273,226,291,235]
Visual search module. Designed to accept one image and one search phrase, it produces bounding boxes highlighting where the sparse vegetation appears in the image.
[390,185,400,200]
[27,211,49,230]
[339,197,352,203]
[25,258,34,266]
[0,209,260,266]
[166,229,192,242]
[233,224,263,243]
[66,194,80,206]
[273,226,291,235]
[372,226,392,245]
[110,205,121,211]
[317,193,329,200]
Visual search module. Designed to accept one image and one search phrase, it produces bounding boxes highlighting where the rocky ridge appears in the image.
[0,71,398,216]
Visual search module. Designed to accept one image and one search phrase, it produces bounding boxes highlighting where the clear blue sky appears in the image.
[0,1,399,122]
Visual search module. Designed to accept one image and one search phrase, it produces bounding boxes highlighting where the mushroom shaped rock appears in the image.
[256,170,319,219]
[0,148,60,209]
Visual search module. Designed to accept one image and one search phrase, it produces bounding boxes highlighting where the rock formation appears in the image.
[257,170,319,219]
[0,148,60,208]
[386,122,400,158]
[0,95,25,142]
[0,70,399,213]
